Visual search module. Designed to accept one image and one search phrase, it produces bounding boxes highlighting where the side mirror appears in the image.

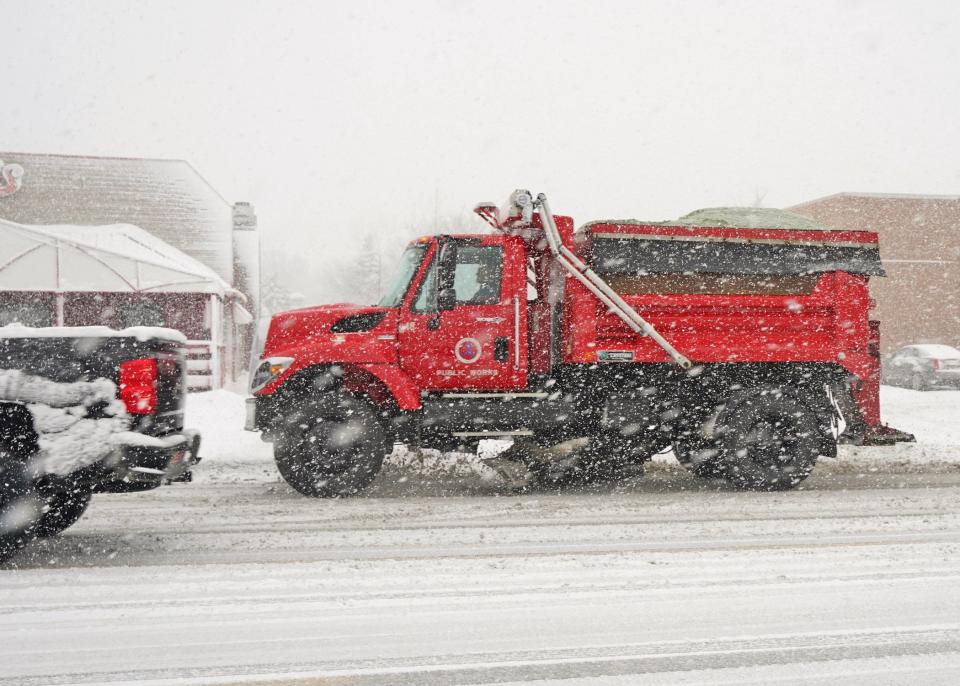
[437,287,457,311]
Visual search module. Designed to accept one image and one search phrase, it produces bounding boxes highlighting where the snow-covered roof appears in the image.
[0,218,232,296]
[0,323,187,343]
[0,152,236,282]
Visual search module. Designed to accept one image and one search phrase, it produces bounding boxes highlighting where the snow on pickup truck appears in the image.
[0,325,201,561]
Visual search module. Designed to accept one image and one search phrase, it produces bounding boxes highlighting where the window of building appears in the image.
[119,301,165,328]
[0,299,54,327]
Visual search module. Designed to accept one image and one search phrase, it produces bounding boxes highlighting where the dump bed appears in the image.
[564,208,883,374]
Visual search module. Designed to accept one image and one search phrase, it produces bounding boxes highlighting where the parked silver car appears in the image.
[882,344,960,391]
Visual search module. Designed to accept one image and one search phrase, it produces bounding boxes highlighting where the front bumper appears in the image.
[245,397,258,432]
[245,396,279,439]
[931,370,960,388]
[96,430,202,492]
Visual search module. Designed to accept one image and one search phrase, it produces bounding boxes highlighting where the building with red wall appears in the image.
[0,152,259,389]
[790,193,959,353]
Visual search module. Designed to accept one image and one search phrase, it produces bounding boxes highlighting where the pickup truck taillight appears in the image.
[119,358,158,415]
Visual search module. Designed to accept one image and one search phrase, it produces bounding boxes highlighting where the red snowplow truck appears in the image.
[246,190,910,496]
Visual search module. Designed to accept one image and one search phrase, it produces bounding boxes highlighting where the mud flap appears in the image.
[832,383,915,446]
[860,424,916,446]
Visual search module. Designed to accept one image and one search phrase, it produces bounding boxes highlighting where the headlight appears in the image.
[249,356,294,393]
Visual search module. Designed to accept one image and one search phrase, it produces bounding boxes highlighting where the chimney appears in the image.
[232,202,260,314]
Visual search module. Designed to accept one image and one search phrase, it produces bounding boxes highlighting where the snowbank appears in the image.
[185,391,272,464]
[851,385,960,463]
[183,391,275,484]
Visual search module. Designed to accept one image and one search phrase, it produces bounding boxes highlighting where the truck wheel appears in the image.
[274,393,386,498]
[34,489,93,538]
[0,449,42,563]
[718,391,820,491]
[673,438,725,479]
[910,373,928,392]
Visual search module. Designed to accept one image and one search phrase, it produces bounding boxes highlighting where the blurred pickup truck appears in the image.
[0,325,200,561]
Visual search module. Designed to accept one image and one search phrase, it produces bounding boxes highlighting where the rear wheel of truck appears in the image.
[34,489,93,538]
[274,393,386,498]
[717,390,820,491]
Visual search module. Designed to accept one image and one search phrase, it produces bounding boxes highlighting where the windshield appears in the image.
[377,243,429,307]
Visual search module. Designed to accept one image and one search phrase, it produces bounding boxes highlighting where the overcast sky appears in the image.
[4,0,959,276]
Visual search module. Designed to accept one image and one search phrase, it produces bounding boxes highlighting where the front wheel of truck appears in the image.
[717,389,820,491]
[274,393,387,498]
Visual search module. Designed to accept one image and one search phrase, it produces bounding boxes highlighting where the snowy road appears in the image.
[3,465,960,685]
[2,387,960,685]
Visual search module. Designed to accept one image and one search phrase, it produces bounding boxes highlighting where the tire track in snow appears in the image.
[8,627,960,685]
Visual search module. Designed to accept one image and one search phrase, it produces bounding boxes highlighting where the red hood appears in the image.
[262,303,393,358]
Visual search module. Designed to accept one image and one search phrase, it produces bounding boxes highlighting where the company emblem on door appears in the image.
[454,337,482,364]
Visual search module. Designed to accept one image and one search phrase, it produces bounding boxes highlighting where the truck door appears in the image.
[398,236,528,391]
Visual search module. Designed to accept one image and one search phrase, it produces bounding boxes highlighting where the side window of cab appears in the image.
[453,246,503,305]
[412,244,504,312]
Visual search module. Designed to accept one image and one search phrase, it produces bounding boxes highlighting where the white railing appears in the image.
[184,340,214,392]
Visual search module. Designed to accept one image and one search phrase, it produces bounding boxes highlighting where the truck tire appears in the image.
[673,438,725,479]
[34,489,93,538]
[717,389,820,491]
[0,448,41,563]
[274,393,386,498]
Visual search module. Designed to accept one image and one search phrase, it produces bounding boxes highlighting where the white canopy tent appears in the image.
[0,219,233,296]
[0,219,251,389]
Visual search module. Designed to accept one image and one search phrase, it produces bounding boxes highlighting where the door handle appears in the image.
[476,316,505,323]
[494,337,509,362]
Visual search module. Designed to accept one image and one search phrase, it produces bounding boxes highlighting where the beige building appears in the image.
[0,152,260,389]
[790,193,959,353]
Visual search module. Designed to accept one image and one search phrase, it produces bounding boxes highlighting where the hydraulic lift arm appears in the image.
[534,193,692,369]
